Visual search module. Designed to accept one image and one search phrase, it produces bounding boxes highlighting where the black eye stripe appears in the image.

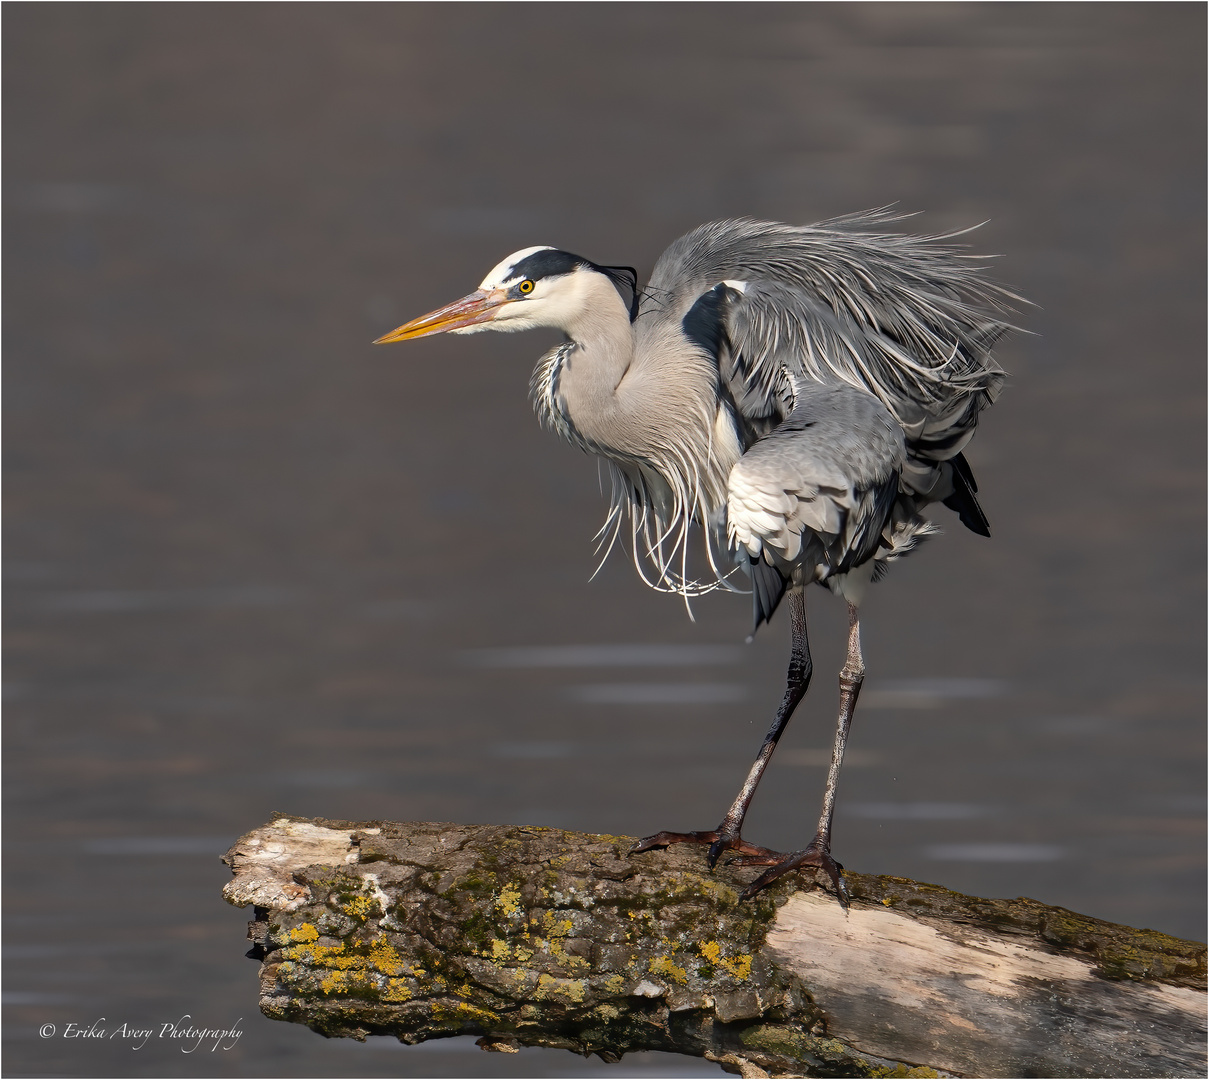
[508,249,586,281]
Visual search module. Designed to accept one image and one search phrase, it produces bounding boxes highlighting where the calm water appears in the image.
[5,6,1204,1077]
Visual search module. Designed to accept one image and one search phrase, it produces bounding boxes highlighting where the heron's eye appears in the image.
[518,279,535,294]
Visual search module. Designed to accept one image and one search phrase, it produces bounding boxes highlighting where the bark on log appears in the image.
[222,815,1206,1079]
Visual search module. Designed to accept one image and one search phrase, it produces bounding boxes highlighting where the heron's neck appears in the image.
[548,277,637,447]
[540,275,734,516]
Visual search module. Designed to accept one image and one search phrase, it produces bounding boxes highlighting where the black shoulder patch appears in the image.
[682,283,732,359]
[508,248,587,282]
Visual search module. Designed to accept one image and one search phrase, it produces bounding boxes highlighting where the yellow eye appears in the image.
[518,279,535,294]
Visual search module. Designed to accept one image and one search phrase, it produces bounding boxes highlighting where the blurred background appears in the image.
[4,4,1204,1077]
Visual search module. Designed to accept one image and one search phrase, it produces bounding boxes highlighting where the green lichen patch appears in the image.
[1037,908,1206,987]
[736,1025,942,1079]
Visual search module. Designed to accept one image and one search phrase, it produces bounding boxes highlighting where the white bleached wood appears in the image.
[222,818,370,912]
[767,892,1207,1079]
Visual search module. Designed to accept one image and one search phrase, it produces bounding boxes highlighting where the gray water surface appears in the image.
[5,6,1204,1077]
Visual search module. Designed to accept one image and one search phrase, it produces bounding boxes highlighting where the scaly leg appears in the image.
[632,587,812,864]
[737,601,864,905]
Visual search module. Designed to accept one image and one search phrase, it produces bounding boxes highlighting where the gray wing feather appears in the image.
[727,384,905,581]
[645,211,1018,505]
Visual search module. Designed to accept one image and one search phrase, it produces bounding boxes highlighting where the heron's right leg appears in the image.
[632,587,811,865]
[734,601,864,905]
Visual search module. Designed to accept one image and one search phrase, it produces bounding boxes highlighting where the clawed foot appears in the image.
[631,829,847,906]
[737,840,848,905]
[630,829,783,869]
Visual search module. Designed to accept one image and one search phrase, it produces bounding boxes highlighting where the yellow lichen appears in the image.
[649,955,688,984]
[534,973,586,1002]
[344,895,375,921]
[697,940,751,980]
[602,974,626,994]
[490,939,511,961]
[541,914,574,937]
[455,1001,500,1022]
[369,937,407,976]
[495,883,523,916]
[382,979,413,1003]
[551,940,589,970]
[720,954,752,981]
[433,999,498,1023]
[540,919,590,971]
[319,970,348,995]
[281,941,358,968]
[283,934,423,1001]
[288,922,320,943]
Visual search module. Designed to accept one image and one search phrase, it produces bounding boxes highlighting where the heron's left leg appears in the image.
[736,601,864,904]
[631,586,811,864]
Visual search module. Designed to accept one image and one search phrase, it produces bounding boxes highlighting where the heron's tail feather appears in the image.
[749,556,789,637]
[941,451,991,537]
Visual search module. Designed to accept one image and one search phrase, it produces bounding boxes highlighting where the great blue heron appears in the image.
[375,209,1019,902]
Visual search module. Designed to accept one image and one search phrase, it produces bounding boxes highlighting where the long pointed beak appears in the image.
[373,289,508,343]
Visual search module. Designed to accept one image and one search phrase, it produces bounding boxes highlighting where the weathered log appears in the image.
[222,815,1206,1079]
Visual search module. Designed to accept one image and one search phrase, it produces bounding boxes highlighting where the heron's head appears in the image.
[374,247,638,343]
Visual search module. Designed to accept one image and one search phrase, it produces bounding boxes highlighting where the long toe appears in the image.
[725,851,787,867]
[708,836,784,866]
[630,829,720,854]
[739,845,848,906]
[631,829,783,863]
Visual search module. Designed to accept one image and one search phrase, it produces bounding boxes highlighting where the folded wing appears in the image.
[658,211,1018,533]
[727,382,909,630]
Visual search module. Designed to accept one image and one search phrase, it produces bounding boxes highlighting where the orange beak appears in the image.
[373,288,509,343]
